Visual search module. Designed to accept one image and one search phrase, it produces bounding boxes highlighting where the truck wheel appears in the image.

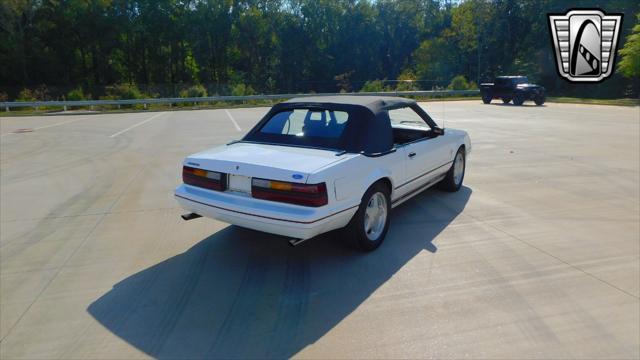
[502,98,512,104]
[513,94,524,106]
[534,95,545,105]
[482,94,492,104]
[343,182,391,251]
[437,147,466,192]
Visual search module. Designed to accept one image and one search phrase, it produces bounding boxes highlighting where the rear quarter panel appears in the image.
[307,150,405,210]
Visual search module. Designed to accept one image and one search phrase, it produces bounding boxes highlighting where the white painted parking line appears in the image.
[224,109,242,131]
[34,117,89,130]
[109,112,166,138]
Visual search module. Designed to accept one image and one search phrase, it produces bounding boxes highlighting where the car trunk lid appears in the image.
[184,142,349,183]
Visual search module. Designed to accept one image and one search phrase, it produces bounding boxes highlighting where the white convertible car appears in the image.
[175,96,470,250]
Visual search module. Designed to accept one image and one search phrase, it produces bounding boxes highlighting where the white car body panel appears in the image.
[175,183,357,239]
[175,127,470,240]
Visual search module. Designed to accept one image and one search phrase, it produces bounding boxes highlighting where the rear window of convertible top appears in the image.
[244,108,351,150]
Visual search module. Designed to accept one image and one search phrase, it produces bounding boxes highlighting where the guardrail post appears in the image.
[117,104,121,109]
[144,103,147,110]
[5,106,9,112]
[64,105,67,111]
[35,106,39,111]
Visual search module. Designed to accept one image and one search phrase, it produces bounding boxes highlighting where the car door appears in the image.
[494,78,509,97]
[388,106,451,196]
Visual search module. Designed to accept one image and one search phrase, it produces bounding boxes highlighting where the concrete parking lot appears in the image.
[1,100,638,359]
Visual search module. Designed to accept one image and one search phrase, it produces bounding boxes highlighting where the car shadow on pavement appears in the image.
[88,186,471,359]
[489,103,546,107]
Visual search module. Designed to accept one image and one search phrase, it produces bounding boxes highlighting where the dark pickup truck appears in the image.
[480,76,545,106]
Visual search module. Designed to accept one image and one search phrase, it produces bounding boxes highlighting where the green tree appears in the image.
[619,13,640,78]
[1,0,639,100]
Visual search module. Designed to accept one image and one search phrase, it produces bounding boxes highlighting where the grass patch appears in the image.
[413,95,480,102]
[547,97,639,106]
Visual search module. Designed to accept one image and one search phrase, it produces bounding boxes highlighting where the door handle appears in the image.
[408,152,416,158]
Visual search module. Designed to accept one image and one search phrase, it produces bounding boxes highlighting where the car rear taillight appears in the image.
[182,166,226,191]
[251,178,328,207]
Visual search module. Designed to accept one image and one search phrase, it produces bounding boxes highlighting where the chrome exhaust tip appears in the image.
[288,238,309,247]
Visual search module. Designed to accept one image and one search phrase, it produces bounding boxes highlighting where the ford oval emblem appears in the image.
[292,174,304,180]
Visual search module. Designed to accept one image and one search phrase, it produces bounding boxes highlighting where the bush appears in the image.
[179,84,207,98]
[17,88,36,101]
[66,87,86,101]
[395,80,419,91]
[101,84,148,109]
[105,84,145,100]
[334,70,354,92]
[395,70,419,91]
[447,75,471,90]
[230,83,255,96]
[0,92,9,102]
[360,79,387,92]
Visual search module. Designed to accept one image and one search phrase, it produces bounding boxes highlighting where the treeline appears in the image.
[1,0,639,101]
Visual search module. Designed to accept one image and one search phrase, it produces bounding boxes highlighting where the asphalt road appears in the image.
[1,101,638,359]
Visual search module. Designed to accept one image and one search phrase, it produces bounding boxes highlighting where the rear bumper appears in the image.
[174,184,358,239]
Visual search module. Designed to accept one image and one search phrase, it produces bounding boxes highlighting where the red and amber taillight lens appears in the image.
[182,166,226,191]
[251,178,328,207]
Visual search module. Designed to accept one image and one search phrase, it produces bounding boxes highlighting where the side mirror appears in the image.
[432,127,445,136]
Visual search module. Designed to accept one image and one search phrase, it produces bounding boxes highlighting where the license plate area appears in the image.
[227,174,252,195]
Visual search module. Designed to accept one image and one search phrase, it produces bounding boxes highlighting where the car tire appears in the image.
[343,182,391,251]
[437,147,466,192]
[502,98,512,104]
[534,95,545,105]
[513,94,525,105]
[482,94,492,104]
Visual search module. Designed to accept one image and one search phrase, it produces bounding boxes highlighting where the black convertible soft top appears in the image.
[283,95,417,112]
[241,95,436,155]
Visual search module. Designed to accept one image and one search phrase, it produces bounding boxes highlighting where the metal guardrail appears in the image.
[1,90,479,111]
